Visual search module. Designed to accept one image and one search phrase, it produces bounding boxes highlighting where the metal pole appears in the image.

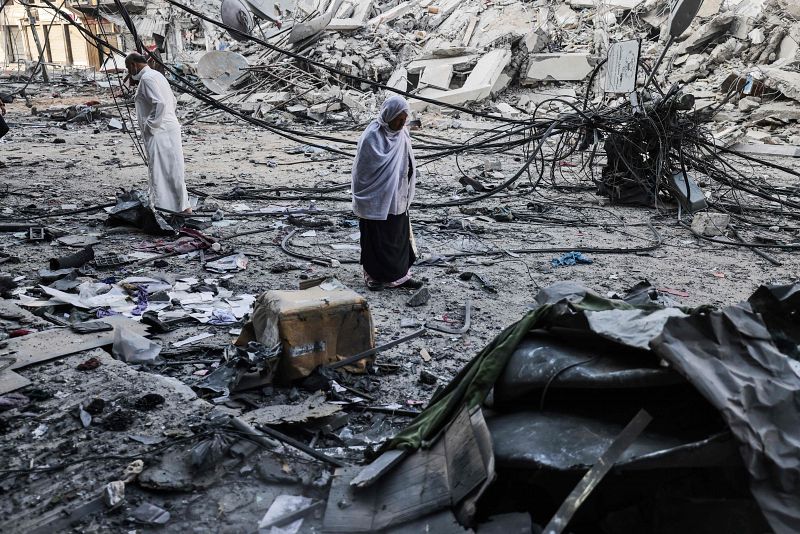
[24,6,50,83]
[642,36,674,90]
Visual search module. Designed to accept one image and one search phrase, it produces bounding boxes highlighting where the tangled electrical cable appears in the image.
[27,0,800,260]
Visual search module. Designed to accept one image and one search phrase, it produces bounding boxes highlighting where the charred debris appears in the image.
[3,0,800,532]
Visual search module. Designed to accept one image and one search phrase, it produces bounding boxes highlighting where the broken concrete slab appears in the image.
[730,143,800,158]
[368,0,417,26]
[387,67,408,91]
[495,102,520,119]
[464,49,511,91]
[777,24,800,62]
[696,0,723,18]
[410,86,489,112]
[730,0,766,39]
[406,55,478,75]
[330,0,373,30]
[569,0,641,8]
[758,66,800,102]
[738,96,761,113]
[522,53,593,84]
[410,50,510,111]
[554,4,579,29]
[675,13,735,55]
[419,64,454,90]
[1,315,150,376]
[288,0,345,43]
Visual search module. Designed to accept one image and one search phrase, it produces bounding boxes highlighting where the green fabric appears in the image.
[385,293,636,451]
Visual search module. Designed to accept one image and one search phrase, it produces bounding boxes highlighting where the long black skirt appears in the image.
[359,212,416,283]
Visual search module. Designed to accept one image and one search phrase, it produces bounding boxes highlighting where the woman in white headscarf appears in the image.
[352,95,422,291]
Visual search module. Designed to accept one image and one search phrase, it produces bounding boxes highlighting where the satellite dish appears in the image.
[668,0,703,38]
[288,0,344,44]
[221,0,254,42]
[197,51,250,94]
[242,0,280,24]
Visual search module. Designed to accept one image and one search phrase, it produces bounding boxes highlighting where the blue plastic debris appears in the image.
[551,252,593,267]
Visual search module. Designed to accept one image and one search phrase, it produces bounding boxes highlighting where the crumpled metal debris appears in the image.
[106,189,176,235]
[195,341,280,396]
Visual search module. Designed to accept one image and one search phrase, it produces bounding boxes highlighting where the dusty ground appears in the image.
[1,83,799,531]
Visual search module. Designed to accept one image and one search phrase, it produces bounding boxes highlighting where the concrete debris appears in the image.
[522,53,593,84]
[691,212,731,237]
[758,67,800,102]
[4,0,800,532]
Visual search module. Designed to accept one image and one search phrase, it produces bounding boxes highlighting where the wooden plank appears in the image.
[445,406,486,504]
[323,467,379,532]
[350,449,409,488]
[324,406,492,531]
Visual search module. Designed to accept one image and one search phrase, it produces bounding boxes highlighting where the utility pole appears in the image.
[24,5,50,83]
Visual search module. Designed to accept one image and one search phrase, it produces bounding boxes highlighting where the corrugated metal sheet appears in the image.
[135,16,166,38]
[99,13,165,38]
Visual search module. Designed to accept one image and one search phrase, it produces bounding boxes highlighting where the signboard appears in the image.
[605,40,640,94]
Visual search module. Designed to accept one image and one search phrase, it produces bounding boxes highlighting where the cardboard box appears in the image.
[241,282,375,383]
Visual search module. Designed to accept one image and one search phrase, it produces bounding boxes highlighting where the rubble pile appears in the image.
[163,0,800,141]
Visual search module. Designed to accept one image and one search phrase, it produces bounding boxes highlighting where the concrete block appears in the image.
[419,64,453,90]
[368,0,416,26]
[738,96,761,113]
[409,85,491,111]
[463,49,511,89]
[697,0,723,17]
[691,213,730,237]
[759,66,800,102]
[483,158,502,171]
[748,27,765,44]
[387,67,408,91]
[330,0,372,29]
[778,24,800,61]
[554,5,579,29]
[730,143,800,157]
[523,29,549,54]
[749,102,800,122]
[495,102,519,118]
[406,55,477,75]
[522,53,592,84]
[309,102,342,113]
[408,49,509,111]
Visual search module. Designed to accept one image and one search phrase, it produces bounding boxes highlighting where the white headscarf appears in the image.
[351,95,416,220]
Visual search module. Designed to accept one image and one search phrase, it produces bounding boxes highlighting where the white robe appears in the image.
[134,66,190,212]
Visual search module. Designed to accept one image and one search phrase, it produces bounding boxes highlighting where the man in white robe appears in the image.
[125,53,190,213]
